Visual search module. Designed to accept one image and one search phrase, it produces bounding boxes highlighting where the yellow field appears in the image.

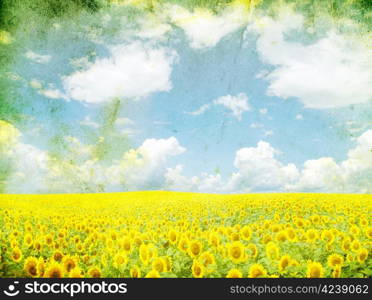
[0,192,371,278]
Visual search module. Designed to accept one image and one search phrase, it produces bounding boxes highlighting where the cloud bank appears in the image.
[1,121,371,193]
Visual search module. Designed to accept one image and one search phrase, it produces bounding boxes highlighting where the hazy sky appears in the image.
[0,0,371,193]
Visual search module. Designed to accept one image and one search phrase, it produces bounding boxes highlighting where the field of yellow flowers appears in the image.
[0,192,371,278]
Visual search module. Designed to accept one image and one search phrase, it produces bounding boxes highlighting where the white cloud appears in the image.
[164,165,195,191]
[164,130,372,193]
[341,130,372,176]
[0,121,50,193]
[213,93,250,120]
[153,120,171,126]
[264,130,274,137]
[226,141,299,192]
[1,120,371,193]
[120,128,140,137]
[29,79,43,90]
[250,123,264,129]
[164,165,224,193]
[39,89,67,100]
[115,117,134,126]
[290,130,372,193]
[0,121,187,193]
[132,15,172,41]
[107,137,185,190]
[255,10,372,109]
[186,93,250,120]
[25,51,51,64]
[291,157,343,192]
[80,116,100,128]
[259,108,268,115]
[166,3,249,49]
[185,104,211,116]
[63,42,177,103]
[29,79,67,100]
[295,114,303,120]
[139,137,185,164]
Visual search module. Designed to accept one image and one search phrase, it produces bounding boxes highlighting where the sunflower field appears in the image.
[0,192,371,278]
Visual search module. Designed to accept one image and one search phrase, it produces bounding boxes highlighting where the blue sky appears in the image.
[1,1,371,193]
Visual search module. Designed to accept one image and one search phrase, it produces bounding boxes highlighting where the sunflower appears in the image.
[240,225,252,241]
[346,253,354,263]
[332,266,342,278]
[285,227,297,242]
[62,255,77,273]
[321,230,334,244]
[152,257,166,273]
[58,230,66,239]
[342,239,351,252]
[261,234,272,244]
[351,240,361,252]
[24,223,32,232]
[109,230,117,241]
[163,256,172,272]
[276,230,287,243]
[24,257,38,277]
[295,218,305,228]
[53,250,63,262]
[278,255,291,273]
[139,244,150,265]
[191,260,204,278]
[68,267,83,278]
[178,237,189,253]
[37,258,45,277]
[10,230,19,240]
[311,215,320,224]
[11,247,22,262]
[72,235,80,244]
[188,240,202,257]
[121,236,132,253]
[209,233,220,247]
[248,264,267,278]
[246,243,258,259]
[325,242,334,252]
[88,266,101,278]
[265,242,280,260]
[366,227,372,239]
[306,262,323,278]
[106,238,114,249]
[168,230,178,245]
[147,243,158,260]
[230,232,240,241]
[200,251,215,268]
[45,234,53,246]
[290,259,300,267]
[33,240,42,252]
[130,265,141,278]
[113,252,128,269]
[305,229,318,243]
[82,254,90,264]
[271,224,281,233]
[360,218,368,227]
[145,270,160,278]
[10,239,19,249]
[327,254,344,269]
[133,236,142,247]
[349,225,360,237]
[357,248,368,263]
[226,268,243,278]
[24,234,33,248]
[45,262,63,278]
[228,241,246,264]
